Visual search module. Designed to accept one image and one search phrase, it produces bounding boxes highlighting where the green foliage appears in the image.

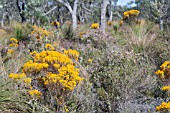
[15,27,23,41]
[62,24,75,40]
[0,76,32,112]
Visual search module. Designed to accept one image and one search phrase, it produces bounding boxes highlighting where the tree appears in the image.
[100,0,109,34]
[56,0,79,30]
[16,0,26,23]
[134,0,170,31]
[109,0,118,21]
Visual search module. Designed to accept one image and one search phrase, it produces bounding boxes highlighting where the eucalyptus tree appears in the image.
[77,0,94,23]
[100,0,109,34]
[0,0,18,26]
[108,0,118,21]
[135,0,170,31]
[55,0,79,30]
[16,0,26,23]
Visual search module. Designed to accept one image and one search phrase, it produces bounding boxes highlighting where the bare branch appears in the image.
[82,3,93,13]
[56,0,73,13]
[44,6,58,16]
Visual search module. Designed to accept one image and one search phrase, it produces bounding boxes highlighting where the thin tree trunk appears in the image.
[56,0,79,30]
[109,1,113,21]
[72,11,77,30]
[1,12,6,27]
[72,0,79,30]
[158,1,164,31]
[100,0,108,34]
[16,0,26,23]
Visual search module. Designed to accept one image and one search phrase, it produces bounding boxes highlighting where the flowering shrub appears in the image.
[156,102,170,111]
[121,9,140,25]
[155,61,170,79]
[8,46,83,110]
[31,25,53,40]
[123,10,140,18]
[91,23,99,29]
[5,38,18,56]
[155,61,170,112]
[29,25,55,52]
[9,38,18,47]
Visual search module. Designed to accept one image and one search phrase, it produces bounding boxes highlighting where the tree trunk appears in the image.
[56,0,79,30]
[16,0,26,23]
[72,0,79,30]
[100,0,108,34]
[1,12,6,27]
[109,1,113,21]
[158,0,164,31]
[72,11,77,30]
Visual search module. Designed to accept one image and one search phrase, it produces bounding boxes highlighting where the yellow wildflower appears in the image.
[9,44,18,47]
[8,73,18,79]
[91,23,99,29]
[28,90,42,97]
[24,78,32,84]
[51,21,60,26]
[156,102,170,111]
[107,21,112,26]
[7,49,14,54]
[88,58,93,63]
[10,38,18,43]
[119,20,124,26]
[45,44,55,50]
[64,105,69,112]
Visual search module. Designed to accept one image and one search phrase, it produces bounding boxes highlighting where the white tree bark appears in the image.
[109,1,113,21]
[100,0,109,34]
[72,0,79,30]
[56,0,79,30]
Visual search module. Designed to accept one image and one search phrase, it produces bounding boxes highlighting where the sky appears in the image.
[117,0,135,6]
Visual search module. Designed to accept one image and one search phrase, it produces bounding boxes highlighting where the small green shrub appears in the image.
[62,24,75,40]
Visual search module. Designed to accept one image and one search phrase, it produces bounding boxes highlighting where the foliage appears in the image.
[61,24,75,40]
[155,61,170,112]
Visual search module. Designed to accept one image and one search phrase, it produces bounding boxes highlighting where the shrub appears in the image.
[155,61,170,112]
[8,47,83,111]
[61,24,75,40]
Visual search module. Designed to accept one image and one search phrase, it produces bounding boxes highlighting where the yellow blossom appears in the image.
[51,21,60,26]
[64,105,69,112]
[24,78,32,84]
[7,49,14,54]
[45,44,55,50]
[28,90,42,97]
[88,58,93,63]
[156,101,170,111]
[107,21,112,26]
[9,44,18,47]
[91,23,99,29]
[10,38,18,43]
